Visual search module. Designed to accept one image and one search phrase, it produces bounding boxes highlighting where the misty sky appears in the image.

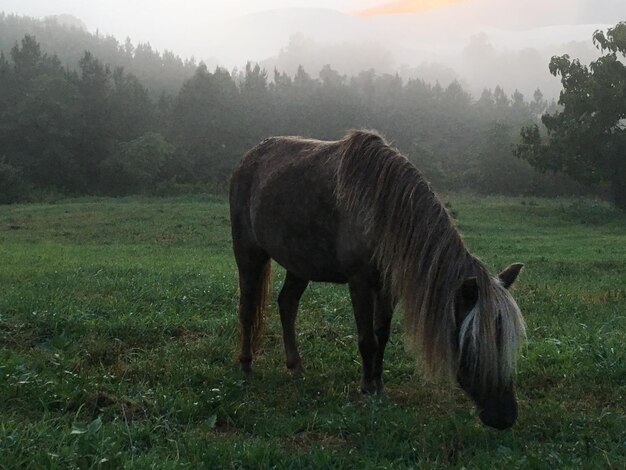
[0,1,386,57]
[2,1,381,24]
[4,1,625,47]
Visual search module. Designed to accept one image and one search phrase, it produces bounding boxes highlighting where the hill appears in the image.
[0,12,196,94]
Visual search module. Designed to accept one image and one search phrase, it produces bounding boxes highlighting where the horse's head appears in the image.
[454,263,525,430]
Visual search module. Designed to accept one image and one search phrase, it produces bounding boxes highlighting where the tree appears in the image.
[0,36,81,192]
[11,35,44,81]
[515,22,626,209]
[319,64,345,88]
[110,66,155,141]
[99,132,175,195]
[0,158,27,203]
[170,65,243,183]
[75,51,113,190]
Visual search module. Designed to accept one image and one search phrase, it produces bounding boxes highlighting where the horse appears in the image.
[229,130,526,430]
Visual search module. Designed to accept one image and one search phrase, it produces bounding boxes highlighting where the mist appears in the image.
[2,0,626,98]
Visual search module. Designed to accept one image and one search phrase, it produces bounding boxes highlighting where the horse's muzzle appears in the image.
[478,395,518,430]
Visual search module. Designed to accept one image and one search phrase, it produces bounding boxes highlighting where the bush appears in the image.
[99,133,176,196]
[0,158,28,204]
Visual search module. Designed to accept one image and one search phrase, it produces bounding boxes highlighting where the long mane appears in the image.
[335,130,525,389]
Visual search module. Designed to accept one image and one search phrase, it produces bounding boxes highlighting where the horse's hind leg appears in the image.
[373,290,394,392]
[278,272,308,377]
[234,248,271,376]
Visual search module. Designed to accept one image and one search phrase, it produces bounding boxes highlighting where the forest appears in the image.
[1,13,598,204]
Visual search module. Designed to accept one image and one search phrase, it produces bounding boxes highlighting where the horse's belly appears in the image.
[271,247,348,283]
[255,223,348,283]
[251,196,349,282]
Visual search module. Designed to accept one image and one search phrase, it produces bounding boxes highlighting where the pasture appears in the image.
[0,195,625,468]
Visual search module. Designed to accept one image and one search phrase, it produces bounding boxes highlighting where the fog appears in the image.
[2,0,626,98]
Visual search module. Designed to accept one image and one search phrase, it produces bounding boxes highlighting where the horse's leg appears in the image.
[278,272,309,377]
[348,278,378,394]
[235,249,271,376]
[373,289,394,393]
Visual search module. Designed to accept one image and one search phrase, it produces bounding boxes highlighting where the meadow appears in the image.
[0,195,624,469]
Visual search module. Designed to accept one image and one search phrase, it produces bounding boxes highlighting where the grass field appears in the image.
[0,195,625,469]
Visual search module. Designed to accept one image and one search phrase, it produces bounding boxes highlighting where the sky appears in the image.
[2,1,384,24]
[0,1,393,54]
[2,1,624,44]
[4,0,623,35]
[356,0,465,16]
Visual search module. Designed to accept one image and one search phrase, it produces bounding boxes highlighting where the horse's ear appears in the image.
[460,277,479,310]
[499,263,524,289]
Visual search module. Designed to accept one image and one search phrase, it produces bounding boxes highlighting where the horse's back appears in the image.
[230,135,340,218]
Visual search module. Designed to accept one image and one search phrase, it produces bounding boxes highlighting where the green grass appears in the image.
[0,195,625,469]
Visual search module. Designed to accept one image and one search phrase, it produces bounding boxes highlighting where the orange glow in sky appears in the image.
[356,0,466,16]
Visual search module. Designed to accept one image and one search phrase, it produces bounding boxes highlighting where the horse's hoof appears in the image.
[241,361,253,377]
[360,382,379,395]
[361,378,385,395]
[288,363,304,379]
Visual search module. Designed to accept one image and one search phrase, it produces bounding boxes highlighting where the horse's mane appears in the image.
[335,129,525,389]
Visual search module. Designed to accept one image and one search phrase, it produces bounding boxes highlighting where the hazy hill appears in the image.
[0,12,196,95]
[203,5,610,98]
[208,8,367,64]
[44,14,87,31]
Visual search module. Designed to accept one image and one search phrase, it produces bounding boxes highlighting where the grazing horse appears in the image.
[229,130,526,430]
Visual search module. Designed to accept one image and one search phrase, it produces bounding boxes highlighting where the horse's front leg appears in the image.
[348,277,379,394]
[278,272,309,377]
[373,289,394,393]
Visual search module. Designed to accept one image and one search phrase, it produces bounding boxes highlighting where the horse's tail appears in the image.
[249,259,272,354]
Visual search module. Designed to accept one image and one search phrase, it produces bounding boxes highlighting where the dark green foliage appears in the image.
[0,36,162,197]
[0,158,26,203]
[168,64,243,186]
[0,22,598,203]
[0,36,80,191]
[100,133,175,195]
[516,22,626,209]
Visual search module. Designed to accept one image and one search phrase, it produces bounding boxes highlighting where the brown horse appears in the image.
[229,130,526,430]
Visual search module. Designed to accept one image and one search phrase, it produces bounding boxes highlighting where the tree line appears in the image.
[2,18,619,205]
